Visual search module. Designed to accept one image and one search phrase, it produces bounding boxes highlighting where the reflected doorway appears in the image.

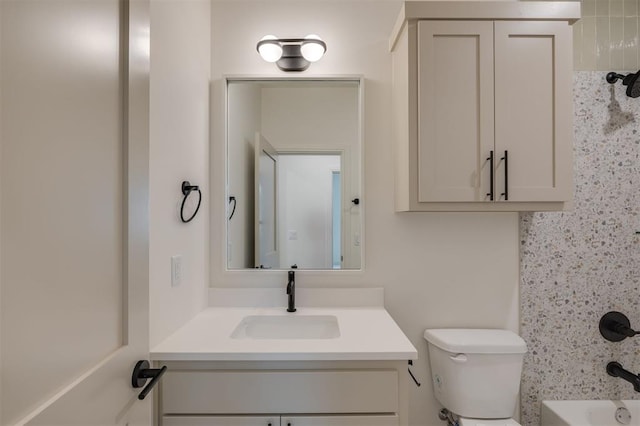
[277,153,342,270]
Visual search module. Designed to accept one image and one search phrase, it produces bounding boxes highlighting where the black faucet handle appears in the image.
[600,311,638,342]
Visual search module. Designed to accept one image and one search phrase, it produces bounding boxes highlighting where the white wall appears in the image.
[210,2,520,425]
[149,0,211,347]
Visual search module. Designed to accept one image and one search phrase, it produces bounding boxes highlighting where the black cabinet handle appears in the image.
[131,360,167,400]
[501,150,508,201]
[408,360,421,386]
[486,150,494,201]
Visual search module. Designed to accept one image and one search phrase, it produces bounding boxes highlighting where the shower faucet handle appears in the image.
[606,70,640,98]
[600,311,639,342]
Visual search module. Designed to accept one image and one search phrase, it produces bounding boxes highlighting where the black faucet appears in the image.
[286,270,296,312]
[607,362,640,392]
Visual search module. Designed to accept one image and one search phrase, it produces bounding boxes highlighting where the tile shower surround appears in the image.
[573,0,639,71]
[520,72,640,426]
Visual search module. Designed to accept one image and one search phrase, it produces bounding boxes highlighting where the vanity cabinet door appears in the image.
[163,416,278,426]
[282,415,398,426]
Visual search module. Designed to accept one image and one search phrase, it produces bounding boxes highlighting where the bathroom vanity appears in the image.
[151,290,417,426]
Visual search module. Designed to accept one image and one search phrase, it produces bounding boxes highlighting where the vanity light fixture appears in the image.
[257,34,326,72]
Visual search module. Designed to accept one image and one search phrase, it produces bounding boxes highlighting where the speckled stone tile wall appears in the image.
[520,71,640,426]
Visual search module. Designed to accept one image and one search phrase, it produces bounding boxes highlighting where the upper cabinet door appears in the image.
[494,21,573,202]
[418,21,494,202]
[417,21,495,202]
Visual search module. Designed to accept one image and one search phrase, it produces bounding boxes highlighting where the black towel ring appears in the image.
[180,181,201,223]
[228,196,237,220]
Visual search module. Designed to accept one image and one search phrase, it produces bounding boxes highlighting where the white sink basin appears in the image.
[230,315,340,339]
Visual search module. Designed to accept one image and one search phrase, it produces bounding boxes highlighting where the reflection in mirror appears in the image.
[226,78,362,270]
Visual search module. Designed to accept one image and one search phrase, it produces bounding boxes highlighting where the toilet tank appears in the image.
[424,329,527,419]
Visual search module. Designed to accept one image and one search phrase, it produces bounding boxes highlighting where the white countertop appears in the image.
[150,306,418,362]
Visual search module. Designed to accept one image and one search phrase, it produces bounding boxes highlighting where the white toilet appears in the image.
[424,329,527,426]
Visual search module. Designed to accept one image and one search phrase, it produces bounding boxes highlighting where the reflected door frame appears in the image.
[255,132,279,269]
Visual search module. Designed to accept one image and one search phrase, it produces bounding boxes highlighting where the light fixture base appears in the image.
[276,44,310,72]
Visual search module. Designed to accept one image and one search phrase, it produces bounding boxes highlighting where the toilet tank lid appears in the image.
[423,329,527,354]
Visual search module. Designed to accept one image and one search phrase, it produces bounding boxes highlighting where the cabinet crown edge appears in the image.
[390,1,581,51]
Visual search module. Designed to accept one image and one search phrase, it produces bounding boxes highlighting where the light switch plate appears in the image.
[171,255,182,287]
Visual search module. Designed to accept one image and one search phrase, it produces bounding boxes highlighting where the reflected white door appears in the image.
[254,133,279,269]
[1,1,151,425]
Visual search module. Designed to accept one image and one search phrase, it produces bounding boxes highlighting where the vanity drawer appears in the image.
[162,414,399,426]
[162,415,278,426]
[161,370,399,414]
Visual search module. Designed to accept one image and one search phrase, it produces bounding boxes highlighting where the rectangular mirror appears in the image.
[226,78,362,270]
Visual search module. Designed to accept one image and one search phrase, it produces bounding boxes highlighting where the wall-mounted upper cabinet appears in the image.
[390,1,581,212]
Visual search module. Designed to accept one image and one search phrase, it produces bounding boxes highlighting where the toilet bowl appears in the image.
[424,329,527,426]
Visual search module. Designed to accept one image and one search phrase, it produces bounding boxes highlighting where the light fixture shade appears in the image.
[300,34,326,62]
[258,35,283,63]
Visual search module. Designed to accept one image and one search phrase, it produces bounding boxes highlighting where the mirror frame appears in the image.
[221,75,365,276]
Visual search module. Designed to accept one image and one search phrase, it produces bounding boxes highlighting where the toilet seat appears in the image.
[458,417,521,426]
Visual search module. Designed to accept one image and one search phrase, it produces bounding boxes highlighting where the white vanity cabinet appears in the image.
[164,415,398,426]
[157,361,407,426]
[150,302,417,426]
[391,2,580,211]
[163,415,278,426]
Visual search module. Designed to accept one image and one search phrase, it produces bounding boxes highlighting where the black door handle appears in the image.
[132,360,167,400]
[486,150,494,201]
[501,150,508,201]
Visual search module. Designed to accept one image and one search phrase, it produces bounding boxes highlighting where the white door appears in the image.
[254,133,279,269]
[1,1,151,425]
[494,21,573,202]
